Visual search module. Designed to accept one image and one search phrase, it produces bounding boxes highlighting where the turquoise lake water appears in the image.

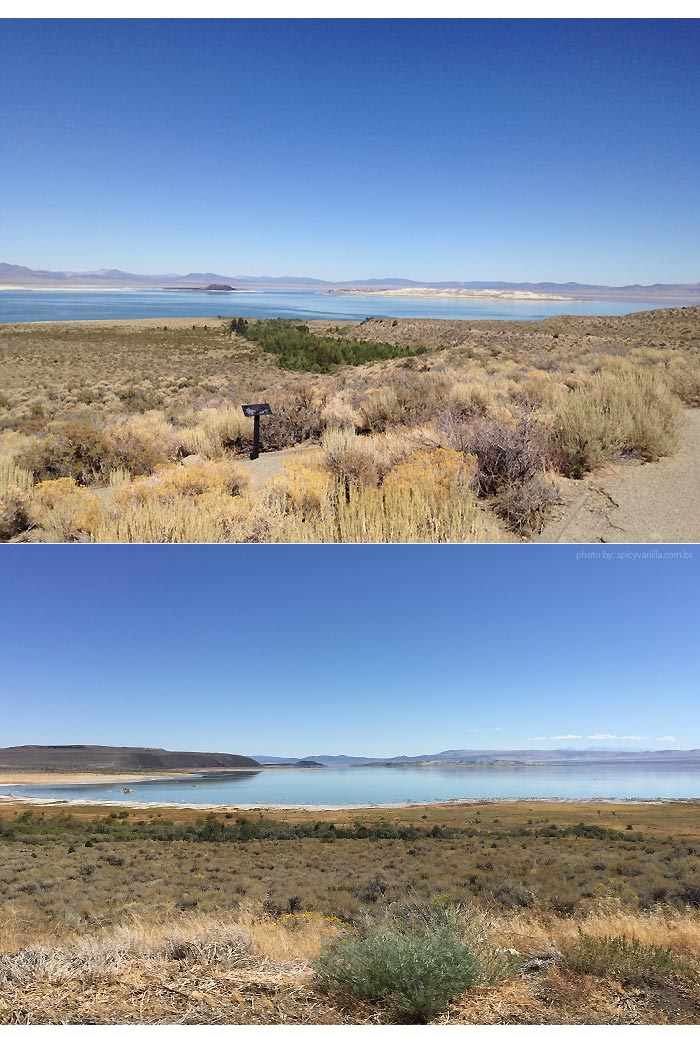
[0,289,684,324]
[3,765,700,807]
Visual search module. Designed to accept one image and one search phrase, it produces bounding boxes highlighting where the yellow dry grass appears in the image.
[1,904,698,1025]
[494,905,700,957]
[0,458,33,495]
[276,476,501,543]
[554,362,681,477]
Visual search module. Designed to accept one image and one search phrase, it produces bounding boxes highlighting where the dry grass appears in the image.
[92,495,245,544]
[275,475,499,543]
[0,458,33,540]
[0,458,33,495]
[0,909,342,1025]
[499,904,700,957]
[0,902,698,1024]
[553,362,681,477]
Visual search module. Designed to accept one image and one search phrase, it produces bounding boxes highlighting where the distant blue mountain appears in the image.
[1,263,698,299]
[248,748,700,766]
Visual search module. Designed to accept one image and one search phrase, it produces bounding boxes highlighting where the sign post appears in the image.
[241,403,272,460]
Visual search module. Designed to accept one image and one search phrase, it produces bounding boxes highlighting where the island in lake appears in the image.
[164,283,247,292]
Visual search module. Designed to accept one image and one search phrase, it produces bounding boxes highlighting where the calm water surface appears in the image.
[0,289,685,324]
[3,765,700,807]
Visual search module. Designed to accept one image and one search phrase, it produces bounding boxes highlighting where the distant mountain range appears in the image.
[251,748,700,766]
[2,744,699,775]
[2,263,699,301]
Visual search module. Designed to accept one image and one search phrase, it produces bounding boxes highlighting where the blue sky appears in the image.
[1,546,697,757]
[2,19,699,284]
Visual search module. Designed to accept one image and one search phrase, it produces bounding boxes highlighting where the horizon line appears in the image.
[6,743,696,756]
[2,261,699,292]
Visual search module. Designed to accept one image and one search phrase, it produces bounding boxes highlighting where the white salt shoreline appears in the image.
[329,287,573,302]
[0,793,695,811]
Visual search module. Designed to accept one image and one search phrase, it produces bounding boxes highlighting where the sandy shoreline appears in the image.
[0,284,257,293]
[11,316,247,329]
[0,793,694,812]
[0,768,260,786]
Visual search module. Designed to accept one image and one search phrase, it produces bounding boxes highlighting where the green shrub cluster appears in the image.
[314,904,509,1022]
[0,810,451,845]
[0,811,650,847]
[513,822,644,843]
[229,318,427,373]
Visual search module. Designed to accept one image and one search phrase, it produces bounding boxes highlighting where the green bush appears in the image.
[566,933,679,982]
[229,318,426,373]
[314,906,507,1022]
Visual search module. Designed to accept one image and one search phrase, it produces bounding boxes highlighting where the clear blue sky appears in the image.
[1,546,697,757]
[2,19,699,284]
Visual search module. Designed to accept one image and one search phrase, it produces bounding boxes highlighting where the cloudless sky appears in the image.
[1,546,697,757]
[2,18,699,284]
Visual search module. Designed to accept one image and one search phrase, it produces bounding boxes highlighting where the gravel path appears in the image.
[539,409,700,543]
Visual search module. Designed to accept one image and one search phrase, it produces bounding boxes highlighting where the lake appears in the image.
[0,289,685,325]
[3,764,700,808]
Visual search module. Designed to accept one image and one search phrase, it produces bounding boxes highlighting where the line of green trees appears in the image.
[228,318,427,373]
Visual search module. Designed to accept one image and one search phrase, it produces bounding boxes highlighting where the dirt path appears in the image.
[539,409,700,543]
[238,443,323,488]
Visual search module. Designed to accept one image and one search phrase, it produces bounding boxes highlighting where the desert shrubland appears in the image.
[0,458,33,540]
[553,363,681,478]
[1,309,697,542]
[1,801,699,1024]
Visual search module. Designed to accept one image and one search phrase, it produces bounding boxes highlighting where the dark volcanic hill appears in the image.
[0,744,260,773]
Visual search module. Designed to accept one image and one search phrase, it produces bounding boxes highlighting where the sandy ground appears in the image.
[540,409,700,543]
[0,285,143,292]
[0,285,258,293]
[0,771,182,785]
[239,443,323,488]
[12,316,355,330]
[19,316,235,329]
[0,768,260,786]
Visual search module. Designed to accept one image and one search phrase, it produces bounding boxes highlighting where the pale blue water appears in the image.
[2,764,700,807]
[0,289,685,325]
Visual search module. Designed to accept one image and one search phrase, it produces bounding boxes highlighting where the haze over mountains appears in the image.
[2,745,699,775]
[2,263,699,301]
[253,748,700,766]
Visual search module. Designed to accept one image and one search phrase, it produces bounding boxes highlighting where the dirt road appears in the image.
[539,409,700,543]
